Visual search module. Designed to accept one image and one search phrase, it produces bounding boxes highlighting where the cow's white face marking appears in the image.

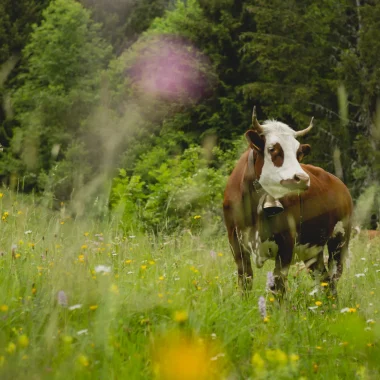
[258,121,310,199]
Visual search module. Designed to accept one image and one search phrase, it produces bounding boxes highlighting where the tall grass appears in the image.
[0,190,379,379]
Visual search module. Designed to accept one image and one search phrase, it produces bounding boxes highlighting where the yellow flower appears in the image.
[32,287,37,295]
[110,284,119,295]
[78,254,85,263]
[265,349,288,366]
[263,316,270,323]
[290,354,300,361]
[3,211,9,217]
[141,265,147,270]
[81,245,88,250]
[217,253,223,257]
[159,276,165,281]
[18,335,29,348]
[321,282,329,287]
[193,215,201,219]
[15,253,21,259]
[6,342,16,354]
[89,305,98,311]
[173,310,188,323]
[316,346,322,350]
[17,211,23,215]
[149,260,155,265]
[315,301,322,306]
[0,305,9,312]
[269,297,275,303]
[77,354,90,367]
[0,193,3,198]
[125,259,132,264]
[349,308,357,313]
[252,352,266,373]
[84,232,89,237]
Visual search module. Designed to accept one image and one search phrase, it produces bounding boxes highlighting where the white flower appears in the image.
[129,235,136,239]
[77,329,88,335]
[127,271,134,274]
[361,257,366,261]
[211,333,217,340]
[366,319,375,324]
[309,288,318,296]
[355,273,365,278]
[340,307,350,313]
[68,304,82,310]
[24,230,32,235]
[308,306,318,311]
[94,265,111,273]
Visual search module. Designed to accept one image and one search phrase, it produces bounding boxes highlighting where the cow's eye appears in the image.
[268,147,275,153]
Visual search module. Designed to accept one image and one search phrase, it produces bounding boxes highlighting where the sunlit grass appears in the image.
[0,190,379,379]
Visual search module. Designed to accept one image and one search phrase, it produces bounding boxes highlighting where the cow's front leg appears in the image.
[270,234,293,297]
[228,227,253,291]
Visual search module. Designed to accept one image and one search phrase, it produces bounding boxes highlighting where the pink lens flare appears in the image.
[130,35,211,103]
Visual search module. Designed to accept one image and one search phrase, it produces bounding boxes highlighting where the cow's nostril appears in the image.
[294,174,301,183]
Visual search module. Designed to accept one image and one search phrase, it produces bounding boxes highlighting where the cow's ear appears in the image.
[300,144,311,157]
[245,130,265,152]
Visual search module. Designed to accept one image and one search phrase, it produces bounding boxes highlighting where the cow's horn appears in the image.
[252,106,264,134]
[295,117,314,137]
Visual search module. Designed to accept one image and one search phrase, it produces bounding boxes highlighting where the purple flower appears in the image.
[258,296,267,318]
[57,290,68,307]
[266,272,275,290]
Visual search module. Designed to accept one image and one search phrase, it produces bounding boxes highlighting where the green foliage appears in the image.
[6,0,112,196]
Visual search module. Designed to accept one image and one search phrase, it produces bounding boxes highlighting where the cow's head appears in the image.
[245,107,313,199]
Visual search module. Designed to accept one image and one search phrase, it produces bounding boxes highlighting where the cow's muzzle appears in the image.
[280,173,310,191]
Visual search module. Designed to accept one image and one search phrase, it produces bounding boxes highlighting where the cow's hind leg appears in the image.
[327,226,350,296]
[305,250,329,286]
[228,227,253,291]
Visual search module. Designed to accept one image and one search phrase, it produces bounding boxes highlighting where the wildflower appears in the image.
[159,276,165,281]
[269,297,275,303]
[149,260,155,265]
[366,319,375,324]
[84,232,89,237]
[315,301,322,306]
[57,290,68,307]
[77,329,88,335]
[89,305,98,311]
[263,316,270,323]
[252,352,266,374]
[321,282,329,287]
[17,211,22,215]
[265,349,288,366]
[0,193,3,198]
[355,273,365,278]
[173,310,188,323]
[78,255,85,263]
[110,284,119,295]
[193,215,201,219]
[18,335,29,348]
[32,287,36,295]
[77,355,90,367]
[217,253,223,257]
[68,304,82,310]
[6,342,16,354]
[24,230,32,235]
[95,265,111,273]
[258,296,267,318]
[0,305,8,312]
[141,265,147,270]
[266,272,275,290]
[125,259,132,264]
[309,288,318,296]
[81,245,88,250]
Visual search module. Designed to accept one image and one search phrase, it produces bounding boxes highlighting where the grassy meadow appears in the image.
[0,191,379,380]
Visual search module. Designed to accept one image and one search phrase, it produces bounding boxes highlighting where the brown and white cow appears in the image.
[223,107,353,296]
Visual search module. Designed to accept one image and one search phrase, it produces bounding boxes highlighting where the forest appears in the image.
[0,1,380,379]
[1,0,379,232]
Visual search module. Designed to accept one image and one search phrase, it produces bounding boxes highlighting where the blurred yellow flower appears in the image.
[159,276,165,281]
[17,211,23,215]
[152,333,223,380]
[78,254,85,263]
[0,193,3,198]
[32,287,37,295]
[125,259,132,264]
[252,352,266,373]
[141,265,147,270]
[18,335,29,348]
[217,253,223,257]
[89,305,98,311]
[315,301,322,306]
[6,342,16,354]
[173,310,188,323]
[77,354,90,367]
[81,245,88,250]
[193,215,201,220]
[263,316,270,323]
[321,282,328,287]
[84,232,89,237]
[149,260,156,265]
[265,349,287,366]
[269,297,275,303]
[0,305,9,312]
[110,284,119,295]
